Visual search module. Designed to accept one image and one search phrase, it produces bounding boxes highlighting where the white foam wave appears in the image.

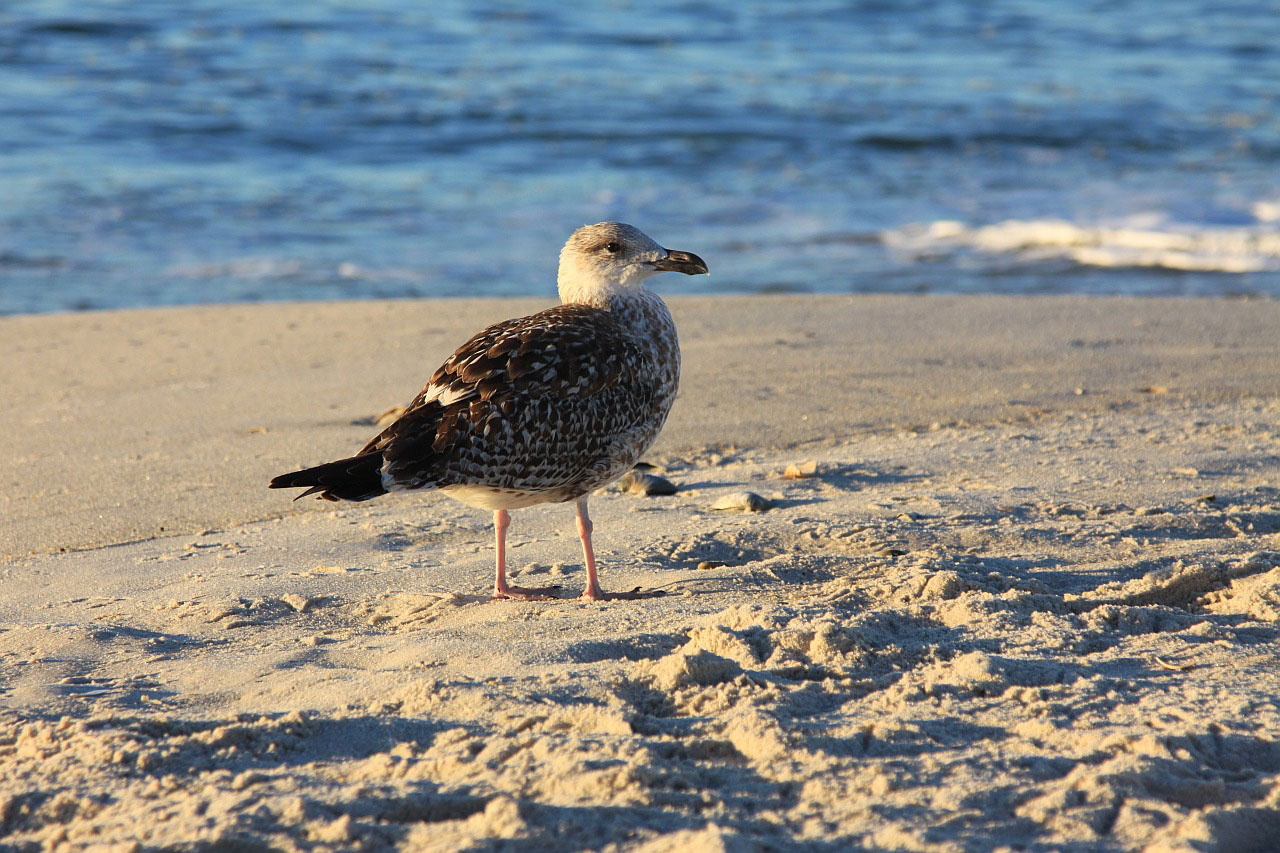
[165,258,421,282]
[883,219,1280,273]
[165,258,305,280]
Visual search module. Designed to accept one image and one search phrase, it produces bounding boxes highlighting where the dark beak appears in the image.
[650,249,709,276]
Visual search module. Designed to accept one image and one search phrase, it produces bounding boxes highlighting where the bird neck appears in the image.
[558,277,643,310]
[558,279,674,340]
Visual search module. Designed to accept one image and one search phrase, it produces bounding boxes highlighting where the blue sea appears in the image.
[2,0,1279,314]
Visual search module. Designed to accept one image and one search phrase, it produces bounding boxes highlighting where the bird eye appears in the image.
[603,241,621,254]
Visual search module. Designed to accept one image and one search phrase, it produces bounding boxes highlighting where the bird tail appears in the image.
[269,453,388,502]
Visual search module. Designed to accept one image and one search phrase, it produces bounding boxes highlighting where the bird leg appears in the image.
[492,509,558,600]
[577,497,648,601]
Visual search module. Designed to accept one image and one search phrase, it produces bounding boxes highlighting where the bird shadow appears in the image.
[804,462,927,491]
[487,585,668,603]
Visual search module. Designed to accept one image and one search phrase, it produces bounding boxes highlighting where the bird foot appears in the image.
[580,585,665,602]
[493,584,562,601]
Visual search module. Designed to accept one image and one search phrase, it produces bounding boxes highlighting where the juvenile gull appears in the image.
[270,223,708,600]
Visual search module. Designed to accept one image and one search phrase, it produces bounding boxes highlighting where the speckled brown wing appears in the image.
[361,304,665,498]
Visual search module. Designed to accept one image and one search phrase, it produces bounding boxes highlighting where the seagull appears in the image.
[270,222,708,601]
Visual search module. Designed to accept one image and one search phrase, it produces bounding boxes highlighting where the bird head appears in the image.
[557,222,708,305]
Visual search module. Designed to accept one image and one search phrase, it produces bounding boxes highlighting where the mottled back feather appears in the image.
[352,300,676,502]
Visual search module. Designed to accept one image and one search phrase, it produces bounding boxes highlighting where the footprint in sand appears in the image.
[351,593,474,631]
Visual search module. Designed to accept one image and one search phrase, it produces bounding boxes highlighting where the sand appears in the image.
[2,294,1279,850]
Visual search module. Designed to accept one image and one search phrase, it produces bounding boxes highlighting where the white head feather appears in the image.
[557,222,706,306]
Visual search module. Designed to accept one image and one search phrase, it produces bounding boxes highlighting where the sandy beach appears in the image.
[3,294,1280,850]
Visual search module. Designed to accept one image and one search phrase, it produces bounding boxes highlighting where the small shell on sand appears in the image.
[711,491,771,513]
[375,405,407,426]
[783,460,819,479]
[619,471,678,496]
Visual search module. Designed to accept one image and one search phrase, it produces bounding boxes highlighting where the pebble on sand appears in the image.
[783,460,819,479]
[375,405,407,426]
[618,470,678,496]
[711,491,771,513]
[281,593,316,613]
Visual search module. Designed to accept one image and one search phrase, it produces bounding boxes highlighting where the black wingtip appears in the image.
[268,471,305,490]
[270,454,388,503]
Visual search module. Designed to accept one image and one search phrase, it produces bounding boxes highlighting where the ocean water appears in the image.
[2,0,1279,315]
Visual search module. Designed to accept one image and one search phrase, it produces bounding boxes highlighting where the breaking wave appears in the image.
[883,218,1280,274]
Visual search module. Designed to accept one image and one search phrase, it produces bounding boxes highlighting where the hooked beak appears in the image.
[649,249,709,276]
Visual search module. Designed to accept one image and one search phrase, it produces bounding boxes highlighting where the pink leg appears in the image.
[577,498,648,601]
[492,509,558,601]
[577,498,603,601]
